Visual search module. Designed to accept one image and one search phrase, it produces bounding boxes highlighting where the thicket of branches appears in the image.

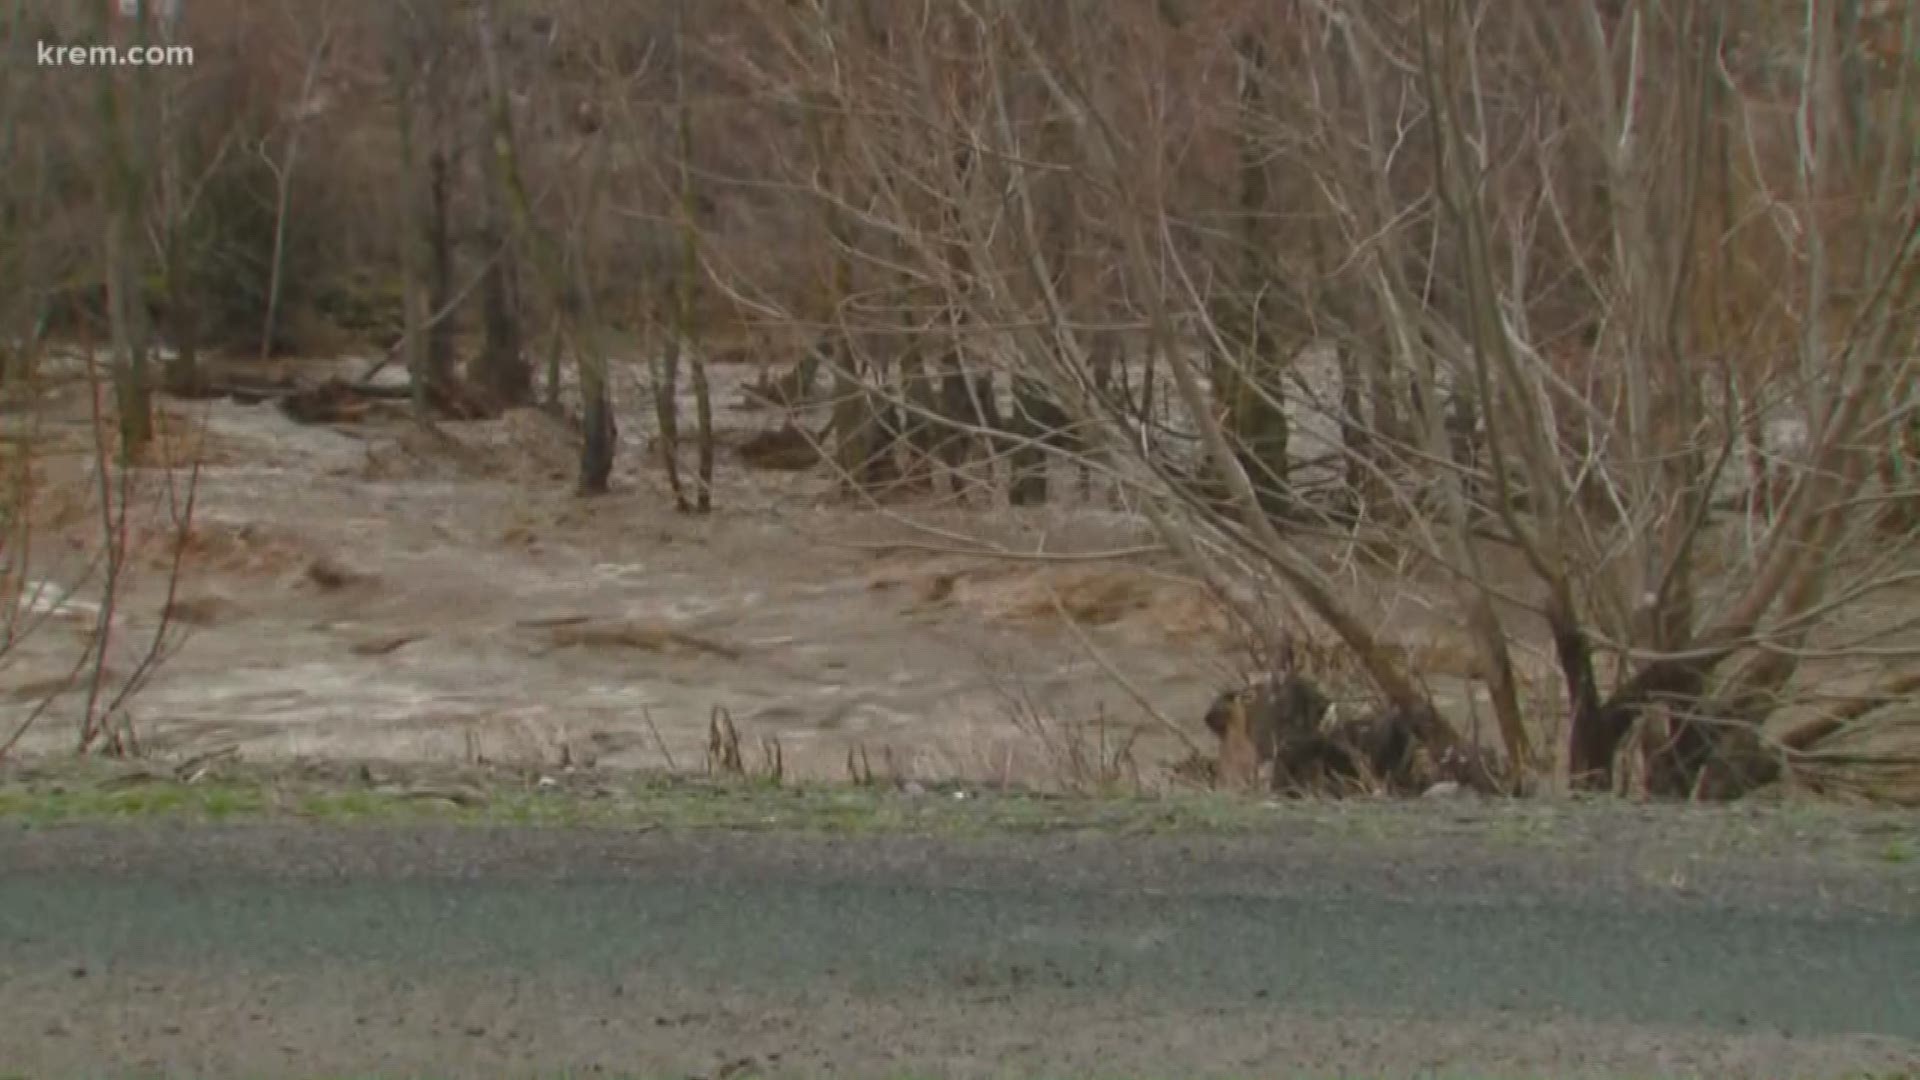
[3,5,208,759]
[729,0,1920,801]
[5,0,1917,798]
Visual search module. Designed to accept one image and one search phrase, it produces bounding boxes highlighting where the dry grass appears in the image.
[998,692,1146,794]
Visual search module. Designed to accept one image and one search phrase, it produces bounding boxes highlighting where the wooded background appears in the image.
[4,0,1917,799]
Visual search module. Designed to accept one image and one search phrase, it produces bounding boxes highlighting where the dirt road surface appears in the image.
[3,815,1918,1079]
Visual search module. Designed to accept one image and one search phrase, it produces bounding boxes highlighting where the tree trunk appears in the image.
[566,142,616,496]
[424,140,456,395]
[691,341,714,514]
[653,325,689,510]
[579,373,616,495]
[897,353,941,493]
[1013,15,1083,509]
[104,209,152,459]
[1078,331,1118,504]
[543,314,564,411]
[1215,31,1290,520]
[389,28,431,422]
[474,229,527,408]
[97,6,152,459]
[1007,375,1050,507]
[153,52,201,400]
[472,0,531,409]
[672,1,714,514]
[573,250,616,496]
[799,39,880,498]
[161,277,201,398]
[829,358,902,495]
[829,357,870,496]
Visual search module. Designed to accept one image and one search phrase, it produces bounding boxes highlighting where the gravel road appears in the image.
[2,819,1917,1078]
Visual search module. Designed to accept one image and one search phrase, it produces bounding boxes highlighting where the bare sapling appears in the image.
[1,326,202,760]
[257,1,336,365]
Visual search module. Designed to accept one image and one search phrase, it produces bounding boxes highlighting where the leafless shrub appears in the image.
[706,0,1920,803]
[758,735,785,785]
[705,704,744,777]
[642,705,679,772]
[1,354,201,761]
[1,3,206,758]
[846,742,876,786]
[991,673,1143,794]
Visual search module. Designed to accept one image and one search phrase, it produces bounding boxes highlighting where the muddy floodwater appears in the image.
[3,357,1276,783]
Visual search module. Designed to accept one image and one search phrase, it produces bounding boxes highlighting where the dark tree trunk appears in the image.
[1009,375,1068,507]
[472,0,531,410]
[567,238,615,495]
[1548,590,1609,787]
[1007,428,1045,506]
[579,380,616,496]
[474,239,528,408]
[1567,653,1707,791]
[104,211,154,458]
[1214,30,1290,520]
[860,358,906,491]
[162,297,201,397]
[424,142,456,394]
[472,119,527,410]
[159,213,202,398]
[543,315,564,410]
[829,352,902,496]
[654,328,690,511]
[935,355,997,479]
[672,0,714,514]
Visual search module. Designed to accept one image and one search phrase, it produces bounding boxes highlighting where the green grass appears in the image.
[0,1068,1774,1076]
[3,1066,1911,1079]
[0,766,1292,838]
[2,757,1913,871]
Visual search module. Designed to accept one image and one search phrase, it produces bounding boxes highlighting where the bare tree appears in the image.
[670,0,715,513]
[797,0,898,496]
[256,1,335,364]
[476,1,618,492]
[1207,26,1293,520]
[96,0,158,459]
[649,0,703,513]
[387,1,434,420]
[727,0,1918,799]
[471,0,532,409]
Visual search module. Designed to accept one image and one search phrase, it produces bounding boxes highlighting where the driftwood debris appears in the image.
[737,423,825,471]
[1203,674,1498,796]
